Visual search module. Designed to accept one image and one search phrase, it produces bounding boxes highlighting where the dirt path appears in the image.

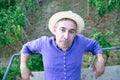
[0,57,11,68]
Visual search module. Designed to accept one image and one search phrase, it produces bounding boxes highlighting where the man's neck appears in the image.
[61,48,67,52]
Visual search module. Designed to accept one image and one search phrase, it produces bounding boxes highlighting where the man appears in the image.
[20,11,105,80]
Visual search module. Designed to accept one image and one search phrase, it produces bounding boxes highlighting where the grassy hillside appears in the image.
[0,0,120,67]
[18,0,120,67]
[0,1,120,79]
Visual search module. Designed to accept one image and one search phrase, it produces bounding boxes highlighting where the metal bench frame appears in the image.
[2,46,120,80]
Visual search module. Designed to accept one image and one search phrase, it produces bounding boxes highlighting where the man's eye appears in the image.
[69,30,75,34]
[61,29,65,32]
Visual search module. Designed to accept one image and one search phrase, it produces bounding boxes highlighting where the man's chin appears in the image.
[61,45,69,49]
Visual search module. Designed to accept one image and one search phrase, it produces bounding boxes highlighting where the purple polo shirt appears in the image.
[21,34,103,80]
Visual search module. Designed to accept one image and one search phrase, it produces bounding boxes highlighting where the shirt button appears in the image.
[64,76,66,79]
[64,68,66,71]
[64,72,66,75]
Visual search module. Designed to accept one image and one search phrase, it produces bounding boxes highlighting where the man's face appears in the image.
[54,19,77,51]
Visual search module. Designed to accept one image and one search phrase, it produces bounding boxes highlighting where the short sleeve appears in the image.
[20,36,47,54]
[85,37,103,55]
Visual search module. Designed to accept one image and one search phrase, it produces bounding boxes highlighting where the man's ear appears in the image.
[53,26,57,33]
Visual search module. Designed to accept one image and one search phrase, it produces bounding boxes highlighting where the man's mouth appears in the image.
[60,40,69,44]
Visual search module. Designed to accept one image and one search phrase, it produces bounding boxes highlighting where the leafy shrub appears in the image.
[0,54,43,80]
[0,0,16,10]
[0,67,6,79]
[88,0,120,17]
[27,54,44,71]
[7,58,21,80]
[90,29,113,48]
[0,5,25,46]
[89,29,115,65]
[23,0,37,13]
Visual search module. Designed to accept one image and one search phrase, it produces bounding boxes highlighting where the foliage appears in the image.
[27,54,44,71]
[90,29,115,64]
[23,0,37,13]
[0,67,6,79]
[0,58,20,80]
[0,54,43,80]
[7,58,21,80]
[0,0,16,10]
[90,29,113,48]
[0,5,25,46]
[88,0,120,17]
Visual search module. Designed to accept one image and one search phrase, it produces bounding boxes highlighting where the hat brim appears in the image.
[48,11,85,34]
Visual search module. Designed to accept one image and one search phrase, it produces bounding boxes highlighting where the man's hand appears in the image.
[20,66,34,80]
[93,54,105,79]
[20,53,33,80]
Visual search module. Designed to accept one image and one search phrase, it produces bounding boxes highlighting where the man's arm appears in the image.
[93,53,105,79]
[20,53,33,80]
[83,36,105,78]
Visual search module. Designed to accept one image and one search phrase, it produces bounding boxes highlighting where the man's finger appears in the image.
[92,65,96,72]
[30,72,34,77]
[96,71,100,79]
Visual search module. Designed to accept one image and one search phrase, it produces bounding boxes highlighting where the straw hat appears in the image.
[48,11,85,34]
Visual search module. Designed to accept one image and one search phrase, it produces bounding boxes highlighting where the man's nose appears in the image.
[64,32,69,40]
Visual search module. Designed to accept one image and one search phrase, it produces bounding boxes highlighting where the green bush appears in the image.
[27,54,44,71]
[0,5,25,46]
[89,29,115,65]
[0,0,16,10]
[0,54,43,80]
[88,0,120,17]
[0,67,6,79]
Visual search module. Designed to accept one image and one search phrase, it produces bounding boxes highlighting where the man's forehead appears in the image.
[56,19,76,26]
[56,20,77,30]
[57,18,77,26]
[59,27,76,31]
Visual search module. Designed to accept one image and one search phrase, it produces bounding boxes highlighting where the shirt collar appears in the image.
[53,36,76,52]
